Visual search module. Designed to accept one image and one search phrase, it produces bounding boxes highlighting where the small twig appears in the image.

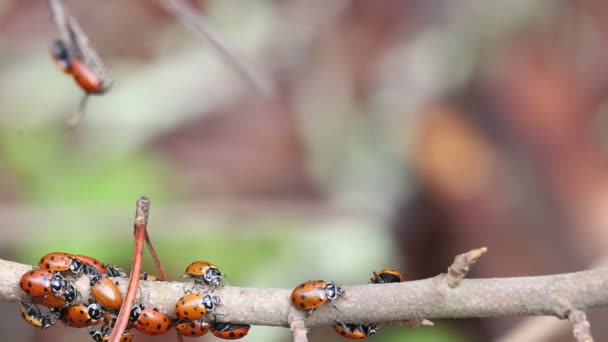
[568,310,594,342]
[289,316,308,342]
[158,0,273,96]
[446,247,487,288]
[108,196,149,342]
[405,319,434,328]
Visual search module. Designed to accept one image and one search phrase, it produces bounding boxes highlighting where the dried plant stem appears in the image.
[568,310,594,342]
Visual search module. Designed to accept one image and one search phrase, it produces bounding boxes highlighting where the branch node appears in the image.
[446,247,487,288]
[289,315,308,342]
[568,310,594,342]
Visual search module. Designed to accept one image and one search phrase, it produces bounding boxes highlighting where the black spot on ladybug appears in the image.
[341,331,346,336]
[300,294,306,300]
[27,281,32,287]
[229,332,236,337]
[156,324,161,329]
[45,263,50,268]
[299,303,305,309]
[299,284,305,288]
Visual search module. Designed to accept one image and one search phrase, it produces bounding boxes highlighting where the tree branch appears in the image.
[568,310,594,342]
[4,258,607,327]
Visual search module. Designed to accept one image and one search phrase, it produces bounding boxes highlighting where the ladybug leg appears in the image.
[330,301,342,313]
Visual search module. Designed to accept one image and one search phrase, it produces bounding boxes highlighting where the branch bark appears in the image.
[3,258,607,327]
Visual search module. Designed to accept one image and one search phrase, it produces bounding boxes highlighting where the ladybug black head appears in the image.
[87,303,102,320]
[324,282,344,300]
[50,274,65,292]
[202,294,221,310]
[64,284,77,303]
[129,306,142,323]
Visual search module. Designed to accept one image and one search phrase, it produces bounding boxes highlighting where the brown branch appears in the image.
[289,315,308,342]
[446,247,487,288]
[3,259,608,327]
[568,310,594,342]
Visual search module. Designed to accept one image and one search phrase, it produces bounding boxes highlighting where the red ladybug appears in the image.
[175,319,211,337]
[18,302,60,329]
[90,275,123,311]
[290,280,344,312]
[50,40,72,73]
[332,321,378,339]
[62,303,102,328]
[211,322,251,340]
[129,305,172,335]
[183,261,223,286]
[174,292,220,320]
[70,60,107,94]
[71,254,107,275]
[370,269,403,284]
[38,252,74,273]
[19,269,65,296]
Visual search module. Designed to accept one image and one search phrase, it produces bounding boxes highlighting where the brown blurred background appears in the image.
[0,0,607,341]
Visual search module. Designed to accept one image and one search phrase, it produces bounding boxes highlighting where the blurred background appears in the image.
[1,0,608,341]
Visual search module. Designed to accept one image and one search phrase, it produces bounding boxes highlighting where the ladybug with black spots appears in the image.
[19,269,65,297]
[175,319,211,337]
[290,280,344,312]
[38,252,74,273]
[211,322,251,340]
[129,304,172,335]
[370,269,403,284]
[183,260,223,286]
[61,303,102,328]
[174,292,220,320]
[332,321,379,339]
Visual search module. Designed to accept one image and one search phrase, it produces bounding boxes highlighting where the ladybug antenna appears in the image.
[222,272,231,286]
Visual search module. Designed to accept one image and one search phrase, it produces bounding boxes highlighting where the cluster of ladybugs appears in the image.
[18,252,250,341]
[290,269,403,340]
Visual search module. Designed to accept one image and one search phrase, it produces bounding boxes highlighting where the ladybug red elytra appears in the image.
[290,280,344,312]
[175,319,211,337]
[370,269,403,284]
[50,40,72,73]
[61,303,102,328]
[211,322,251,340]
[183,261,223,286]
[90,275,123,311]
[70,60,107,95]
[19,269,65,296]
[18,302,59,329]
[174,292,220,320]
[129,305,172,335]
[38,252,73,273]
[332,321,378,339]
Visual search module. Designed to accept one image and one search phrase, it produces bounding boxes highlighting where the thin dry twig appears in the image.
[446,247,487,288]
[568,310,594,342]
[289,316,308,342]
[158,0,273,96]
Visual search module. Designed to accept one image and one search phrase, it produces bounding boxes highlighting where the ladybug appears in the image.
[91,275,123,311]
[129,305,172,335]
[290,280,344,312]
[140,272,158,281]
[62,303,102,328]
[38,252,74,273]
[106,264,127,278]
[19,269,65,296]
[50,40,72,73]
[89,326,134,342]
[211,322,251,340]
[18,302,59,329]
[72,254,107,275]
[175,319,211,337]
[174,292,220,320]
[183,261,223,286]
[370,269,403,284]
[70,60,107,94]
[332,321,378,339]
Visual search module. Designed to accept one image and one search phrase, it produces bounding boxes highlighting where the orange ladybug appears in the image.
[370,269,403,284]
[211,322,251,340]
[183,261,223,286]
[91,275,123,311]
[290,280,344,312]
[175,319,211,337]
[332,321,378,339]
[38,252,73,273]
[129,305,172,335]
[174,292,220,320]
[62,303,102,328]
[19,269,65,296]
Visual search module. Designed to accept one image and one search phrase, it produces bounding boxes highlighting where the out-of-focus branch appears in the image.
[568,310,594,342]
[158,0,273,96]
